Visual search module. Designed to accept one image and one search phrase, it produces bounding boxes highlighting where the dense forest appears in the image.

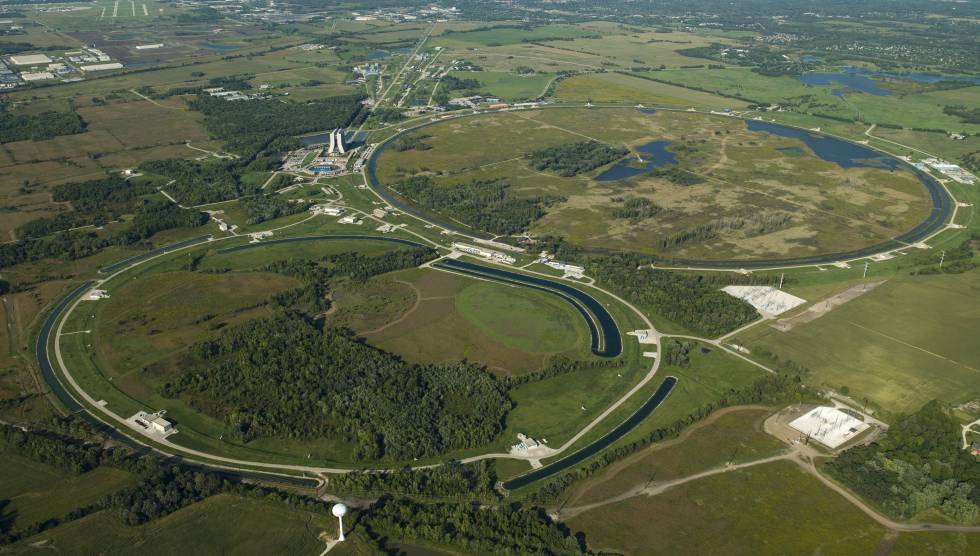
[592,255,758,336]
[329,460,498,501]
[828,401,979,523]
[526,141,628,177]
[360,497,585,555]
[188,94,365,156]
[239,194,311,224]
[0,109,86,143]
[17,176,155,239]
[395,176,562,235]
[163,314,510,460]
[139,158,244,205]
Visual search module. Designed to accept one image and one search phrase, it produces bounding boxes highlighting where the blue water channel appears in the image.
[99,235,213,274]
[798,72,893,96]
[433,258,622,358]
[840,66,980,85]
[502,376,678,490]
[595,140,677,181]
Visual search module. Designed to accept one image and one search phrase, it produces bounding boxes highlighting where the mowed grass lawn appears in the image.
[738,271,980,414]
[568,460,887,556]
[555,72,747,109]
[11,493,332,555]
[365,268,590,375]
[450,70,554,101]
[0,454,137,534]
[565,407,786,506]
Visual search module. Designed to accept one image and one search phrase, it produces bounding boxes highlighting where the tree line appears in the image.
[395,175,562,235]
[328,460,498,502]
[526,141,629,177]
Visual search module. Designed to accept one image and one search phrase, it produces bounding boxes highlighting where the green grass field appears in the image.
[736,271,980,415]
[568,460,887,555]
[11,493,332,555]
[0,454,136,535]
[564,407,786,507]
[449,71,554,101]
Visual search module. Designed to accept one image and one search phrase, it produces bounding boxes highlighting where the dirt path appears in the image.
[772,281,884,332]
[562,405,772,507]
[706,135,729,173]
[360,280,454,336]
[559,440,980,533]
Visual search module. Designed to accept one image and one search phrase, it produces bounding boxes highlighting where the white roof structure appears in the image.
[722,285,806,316]
[789,406,870,449]
[10,54,52,65]
[80,62,123,72]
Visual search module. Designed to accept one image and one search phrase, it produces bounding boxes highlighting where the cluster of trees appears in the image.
[239,194,311,224]
[329,461,498,501]
[0,109,86,143]
[102,464,225,525]
[440,75,482,91]
[188,94,365,157]
[828,401,979,523]
[531,369,811,504]
[910,231,977,275]
[943,105,979,125]
[611,196,662,221]
[657,212,793,251]
[662,339,695,367]
[501,356,624,389]
[395,176,562,235]
[526,141,629,177]
[361,497,585,555]
[163,314,510,460]
[265,246,436,312]
[650,166,705,186]
[592,255,758,336]
[17,176,148,239]
[391,134,432,152]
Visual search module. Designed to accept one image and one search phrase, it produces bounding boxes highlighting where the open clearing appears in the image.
[739,272,980,414]
[568,459,887,555]
[374,107,935,261]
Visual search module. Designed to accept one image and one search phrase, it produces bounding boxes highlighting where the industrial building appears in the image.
[789,406,869,449]
[9,53,52,66]
[327,129,347,154]
[452,242,516,264]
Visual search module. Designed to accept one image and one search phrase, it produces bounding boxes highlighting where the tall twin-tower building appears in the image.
[327,129,347,154]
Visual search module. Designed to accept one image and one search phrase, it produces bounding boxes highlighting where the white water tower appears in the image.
[332,503,348,542]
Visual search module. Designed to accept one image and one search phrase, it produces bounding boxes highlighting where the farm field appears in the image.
[554,72,747,108]
[737,271,980,415]
[374,106,936,262]
[568,460,888,555]
[10,493,333,555]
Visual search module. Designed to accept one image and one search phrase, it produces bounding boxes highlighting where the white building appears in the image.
[452,242,516,264]
[789,406,870,449]
[9,53,52,65]
[312,204,345,216]
[20,71,55,81]
[150,417,173,434]
[80,62,124,72]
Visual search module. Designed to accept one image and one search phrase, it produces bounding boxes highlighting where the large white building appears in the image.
[789,406,870,449]
[9,53,52,66]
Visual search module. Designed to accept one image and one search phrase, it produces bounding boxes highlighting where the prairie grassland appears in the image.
[375,107,934,260]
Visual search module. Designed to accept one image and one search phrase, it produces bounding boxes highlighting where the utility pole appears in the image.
[778,273,784,290]
[862,260,869,287]
[939,250,946,269]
